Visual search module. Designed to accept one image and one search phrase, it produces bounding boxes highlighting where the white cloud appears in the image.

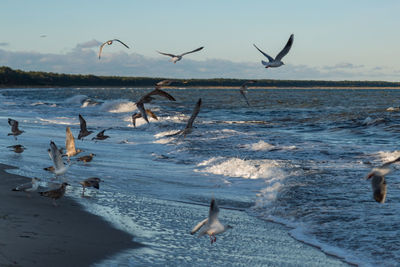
[0,41,399,81]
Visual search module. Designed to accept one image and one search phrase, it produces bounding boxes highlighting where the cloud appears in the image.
[0,41,398,81]
[0,42,9,47]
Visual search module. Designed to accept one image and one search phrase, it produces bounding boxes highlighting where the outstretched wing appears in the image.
[275,34,294,61]
[65,127,76,155]
[49,141,64,170]
[157,51,176,58]
[96,129,106,137]
[136,103,149,124]
[79,114,88,132]
[180,46,204,57]
[190,218,208,235]
[112,39,130,49]
[208,198,220,224]
[137,88,176,104]
[253,44,274,62]
[184,98,202,131]
[98,42,107,59]
[146,109,158,120]
[8,118,19,132]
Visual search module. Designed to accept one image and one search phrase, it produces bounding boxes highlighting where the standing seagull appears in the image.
[39,182,69,206]
[253,34,294,68]
[8,118,24,140]
[79,177,102,196]
[65,127,82,158]
[191,197,232,244]
[169,98,202,137]
[49,141,68,176]
[240,80,256,106]
[135,88,176,124]
[365,157,400,203]
[157,46,204,63]
[12,177,41,197]
[78,114,93,140]
[98,39,130,59]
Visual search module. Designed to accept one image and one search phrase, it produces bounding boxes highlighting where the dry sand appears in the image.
[0,163,140,267]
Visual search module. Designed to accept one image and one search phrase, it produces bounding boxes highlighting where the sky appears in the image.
[1,0,400,81]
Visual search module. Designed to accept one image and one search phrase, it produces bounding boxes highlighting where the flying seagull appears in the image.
[48,141,68,176]
[240,80,256,106]
[79,177,102,196]
[65,126,82,158]
[78,114,93,140]
[156,79,173,89]
[98,39,129,59]
[157,46,204,63]
[169,98,202,137]
[254,34,294,68]
[12,177,41,197]
[132,109,158,127]
[77,153,96,163]
[190,197,232,244]
[135,88,176,124]
[39,182,69,206]
[8,118,24,140]
[92,129,110,141]
[365,157,400,203]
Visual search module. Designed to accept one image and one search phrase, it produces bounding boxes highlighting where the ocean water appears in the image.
[1,87,400,266]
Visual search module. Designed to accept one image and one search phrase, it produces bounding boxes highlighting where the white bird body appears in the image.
[12,178,41,193]
[157,46,204,63]
[254,34,294,69]
[191,198,232,244]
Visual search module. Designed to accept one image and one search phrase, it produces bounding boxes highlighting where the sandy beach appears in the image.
[0,163,139,267]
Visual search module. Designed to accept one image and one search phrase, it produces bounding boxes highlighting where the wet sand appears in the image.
[0,163,140,267]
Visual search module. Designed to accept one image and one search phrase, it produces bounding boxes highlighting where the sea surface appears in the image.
[1,87,400,266]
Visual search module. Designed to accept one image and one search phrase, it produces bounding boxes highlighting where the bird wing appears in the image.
[146,109,158,120]
[253,44,274,62]
[97,129,106,137]
[138,88,176,104]
[8,118,19,132]
[184,98,202,130]
[240,89,250,106]
[13,182,32,191]
[98,42,107,59]
[79,114,88,132]
[157,51,176,58]
[136,103,149,123]
[49,141,65,170]
[131,112,142,127]
[113,39,130,49]
[208,198,220,224]
[275,34,294,61]
[180,46,204,57]
[190,218,208,235]
[65,127,76,155]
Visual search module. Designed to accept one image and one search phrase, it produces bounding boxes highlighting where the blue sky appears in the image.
[1,0,400,81]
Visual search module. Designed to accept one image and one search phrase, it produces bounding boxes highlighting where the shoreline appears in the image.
[0,163,140,267]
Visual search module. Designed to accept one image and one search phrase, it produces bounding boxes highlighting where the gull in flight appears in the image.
[92,129,110,141]
[240,80,256,106]
[98,39,129,59]
[254,34,294,68]
[12,177,41,197]
[191,197,232,244]
[365,157,400,203]
[48,141,69,176]
[79,177,102,196]
[39,182,69,206]
[65,127,82,159]
[135,88,176,124]
[169,98,202,137]
[8,118,24,140]
[78,114,93,140]
[157,46,204,63]
[77,153,96,163]
[156,79,173,89]
[132,110,158,127]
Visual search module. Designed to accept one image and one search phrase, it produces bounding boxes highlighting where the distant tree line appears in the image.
[1,66,399,88]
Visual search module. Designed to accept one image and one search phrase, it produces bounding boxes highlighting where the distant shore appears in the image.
[0,163,140,267]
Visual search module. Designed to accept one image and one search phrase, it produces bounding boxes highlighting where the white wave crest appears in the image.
[244,140,297,151]
[100,100,137,113]
[65,94,88,104]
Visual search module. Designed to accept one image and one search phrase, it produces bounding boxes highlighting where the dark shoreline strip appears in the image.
[0,163,140,267]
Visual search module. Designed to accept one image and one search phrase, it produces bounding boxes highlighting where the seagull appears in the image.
[65,127,82,158]
[253,34,294,68]
[135,88,176,124]
[98,39,129,59]
[92,129,110,141]
[43,166,55,172]
[190,197,232,244]
[79,177,102,196]
[39,182,69,206]
[77,153,95,163]
[48,141,69,176]
[12,177,41,197]
[8,118,24,140]
[7,144,26,153]
[169,98,202,137]
[240,80,256,106]
[156,80,173,88]
[78,114,93,140]
[132,109,158,127]
[365,157,400,203]
[157,46,204,63]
